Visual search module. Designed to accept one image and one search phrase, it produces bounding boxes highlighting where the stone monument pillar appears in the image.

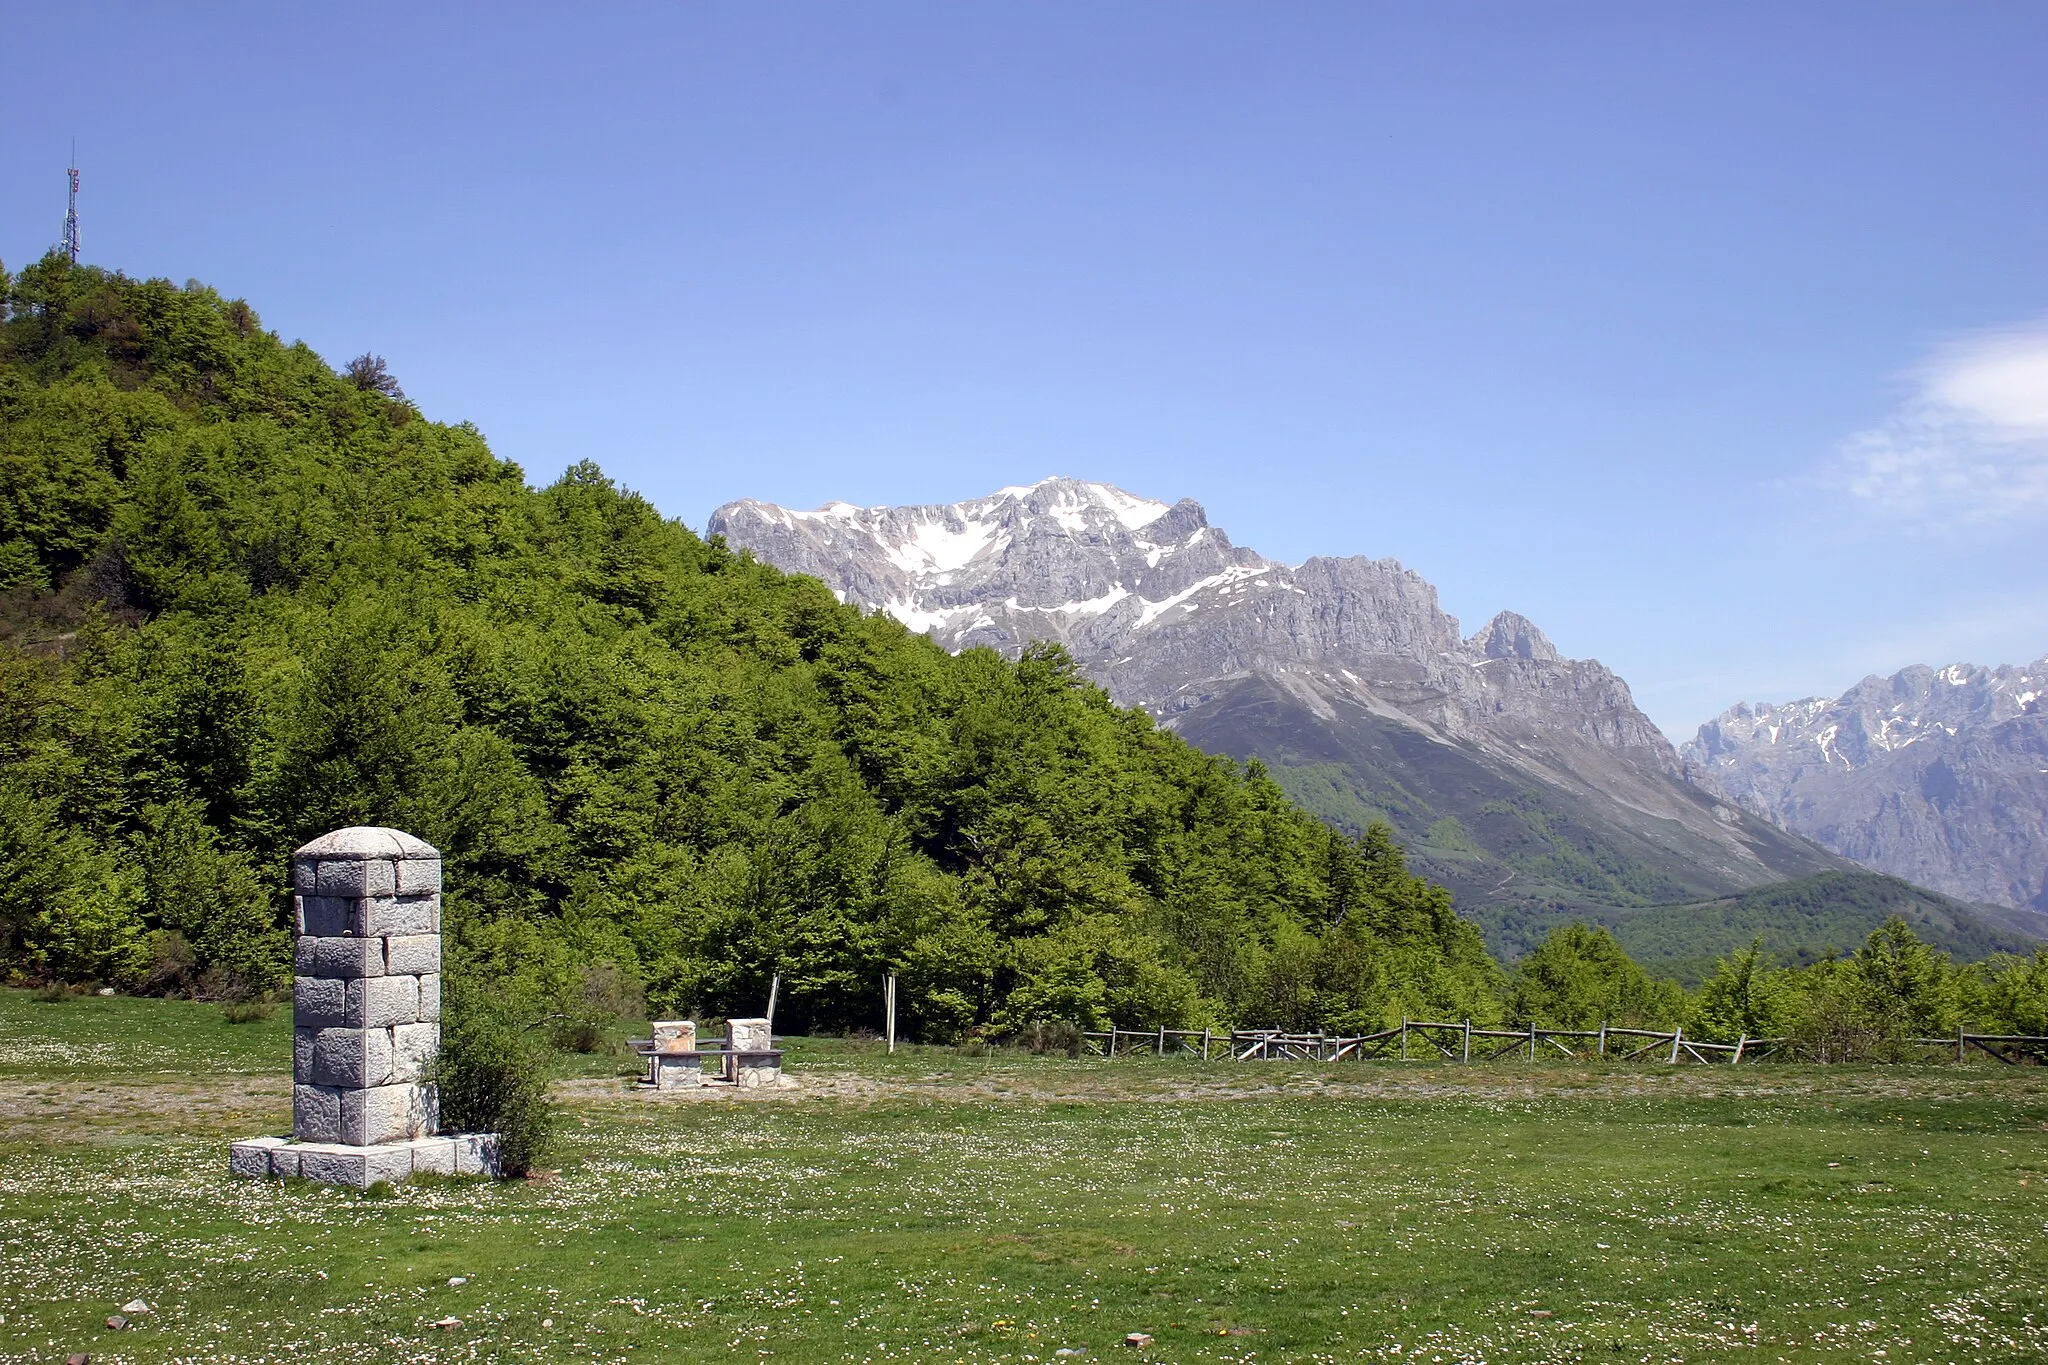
[230,826,496,1186]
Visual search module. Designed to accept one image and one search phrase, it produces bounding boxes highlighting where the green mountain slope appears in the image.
[1598,871,2038,985]
[0,254,1501,1034]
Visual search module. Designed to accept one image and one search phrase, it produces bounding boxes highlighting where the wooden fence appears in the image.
[1080,1021,2048,1066]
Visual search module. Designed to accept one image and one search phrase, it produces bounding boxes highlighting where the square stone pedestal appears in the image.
[229,1133,500,1187]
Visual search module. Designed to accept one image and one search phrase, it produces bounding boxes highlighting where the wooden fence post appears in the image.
[1202,1028,1212,1061]
[1958,1025,1966,1064]
[766,972,781,1033]
[1401,1018,1409,1061]
[1733,1034,1747,1064]
[1462,1019,1472,1063]
[1158,1025,1167,1057]
[885,974,897,1054]
[1666,1025,1682,1065]
[1528,1022,1536,1062]
[1597,1024,1607,1058]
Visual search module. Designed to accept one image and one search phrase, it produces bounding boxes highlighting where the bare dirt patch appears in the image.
[0,1075,289,1145]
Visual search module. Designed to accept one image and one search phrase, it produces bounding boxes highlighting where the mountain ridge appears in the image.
[1685,656,2048,916]
[710,477,1871,954]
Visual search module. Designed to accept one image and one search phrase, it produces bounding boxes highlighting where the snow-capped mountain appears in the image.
[711,478,1843,930]
[1686,660,2048,913]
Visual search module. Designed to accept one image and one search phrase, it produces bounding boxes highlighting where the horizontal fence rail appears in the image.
[1078,1023,2048,1066]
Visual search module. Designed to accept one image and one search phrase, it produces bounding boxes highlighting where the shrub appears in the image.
[431,1009,555,1178]
[1009,1019,1084,1056]
[546,962,644,1053]
[221,999,274,1024]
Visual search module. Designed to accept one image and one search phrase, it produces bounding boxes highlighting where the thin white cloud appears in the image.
[1831,320,2048,525]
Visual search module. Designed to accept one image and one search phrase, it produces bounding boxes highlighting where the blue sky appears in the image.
[4,4,2044,735]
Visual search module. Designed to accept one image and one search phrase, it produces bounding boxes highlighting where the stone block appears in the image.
[314,858,367,898]
[295,1142,415,1188]
[293,935,317,974]
[229,1136,286,1178]
[391,1022,439,1083]
[728,1017,773,1051]
[293,976,346,1030]
[312,936,386,979]
[339,1082,431,1146]
[384,934,440,976]
[652,1020,696,1053]
[311,1027,394,1088]
[293,1084,342,1143]
[293,1027,318,1083]
[451,1132,500,1178]
[362,894,436,938]
[314,857,398,898]
[396,858,442,894]
[293,856,318,893]
[417,972,442,1023]
[346,974,419,1029]
[652,1053,703,1090]
[268,1144,303,1178]
[407,1137,456,1177]
[295,895,352,938]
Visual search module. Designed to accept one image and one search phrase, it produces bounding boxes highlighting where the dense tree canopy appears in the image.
[0,254,1502,1034]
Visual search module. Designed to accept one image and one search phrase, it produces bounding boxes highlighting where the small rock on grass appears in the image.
[120,1300,149,1315]
[103,1315,128,1332]
[431,1317,463,1330]
[447,1276,467,1286]
[1124,1333,1153,1348]
[66,1354,90,1365]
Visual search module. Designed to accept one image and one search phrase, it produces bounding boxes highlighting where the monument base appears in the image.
[229,1133,499,1187]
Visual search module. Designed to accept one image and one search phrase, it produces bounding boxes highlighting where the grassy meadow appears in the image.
[3,990,2047,1364]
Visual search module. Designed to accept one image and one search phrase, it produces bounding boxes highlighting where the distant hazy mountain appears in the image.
[1686,658,2048,921]
[711,478,1860,957]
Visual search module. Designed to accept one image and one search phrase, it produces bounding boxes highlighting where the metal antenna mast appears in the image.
[61,141,80,264]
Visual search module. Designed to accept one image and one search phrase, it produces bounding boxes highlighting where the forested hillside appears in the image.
[0,254,1504,1035]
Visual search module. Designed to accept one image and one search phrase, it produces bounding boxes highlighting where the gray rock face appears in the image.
[1685,661,2048,912]
[711,478,1831,912]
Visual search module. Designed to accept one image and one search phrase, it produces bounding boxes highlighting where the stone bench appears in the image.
[630,1039,785,1090]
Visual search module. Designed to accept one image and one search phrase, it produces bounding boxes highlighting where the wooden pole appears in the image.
[1462,1019,1472,1063]
[1667,1026,1683,1065]
[1598,1024,1607,1058]
[885,974,897,1054]
[1202,1028,1211,1061]
[766,972,781,1032]
[1958,1024,1966,1064]
[1733,1034,1747,1064]
[1158,1025,1166,1057]
[1401,1019,1409,1061]
[1528,1022,1537,1062]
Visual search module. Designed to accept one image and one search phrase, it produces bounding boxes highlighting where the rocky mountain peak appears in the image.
[712,478,1678,762]
[1469,611,1561,663]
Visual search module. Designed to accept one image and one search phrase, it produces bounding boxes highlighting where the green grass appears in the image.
[5,990,2048,1362]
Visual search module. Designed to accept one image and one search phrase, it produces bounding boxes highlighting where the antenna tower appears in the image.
[61,142,81,264]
